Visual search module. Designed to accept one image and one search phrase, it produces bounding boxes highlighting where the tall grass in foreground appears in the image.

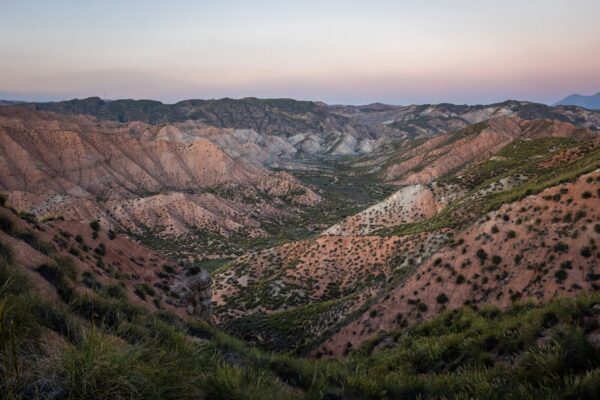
[0,240,301,399]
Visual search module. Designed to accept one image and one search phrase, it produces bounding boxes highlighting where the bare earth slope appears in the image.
[0,107,320,258]
[210,116,600,353]
[384,117,591,184]
[317,170,600,356]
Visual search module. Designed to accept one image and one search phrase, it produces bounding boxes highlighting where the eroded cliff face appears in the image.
[322,183,463,236]
[0,107,321,258]
[0,107,319,198]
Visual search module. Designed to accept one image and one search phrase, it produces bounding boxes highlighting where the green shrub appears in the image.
[37,262,75,302]
[71,294,140,330]
[554,242,569,253]
[0,214,13,234]
[0,259,29,296]
[476,249,487,264]
[555,269,568,283]
[94,243,106,257]
[436,293,449,304]
[134,287,146,301]
[163,265,176,274]
[90,220,101,232]
[105,284,127,300]
[18,211,37,223]
[16,231,53,255]
[54,256,78,280]
[581,247,592,258]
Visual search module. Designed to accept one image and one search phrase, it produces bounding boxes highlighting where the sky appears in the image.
[1,0,599,105]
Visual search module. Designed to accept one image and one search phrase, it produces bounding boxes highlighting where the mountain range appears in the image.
[555,91,600,110]
[2,96,600,398]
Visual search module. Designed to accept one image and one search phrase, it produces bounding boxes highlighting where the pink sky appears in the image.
[1,0,599,104]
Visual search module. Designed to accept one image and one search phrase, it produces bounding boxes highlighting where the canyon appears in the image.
[2,96,600,398]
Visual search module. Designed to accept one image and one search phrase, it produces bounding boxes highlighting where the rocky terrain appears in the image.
[322,183,463,236]
[19,97,600,160]
[319,117,595,236]
[0,107,321,259]
[207,114,600,354]
[380,117,593,184]
[2,97,600,360]
[2,96,600,399]
[316,170,600,355]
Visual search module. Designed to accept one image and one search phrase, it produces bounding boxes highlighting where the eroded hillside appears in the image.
[2,99,600,362]
[316,170,600,355]
[0,107,322,259]
[211,116,600,354]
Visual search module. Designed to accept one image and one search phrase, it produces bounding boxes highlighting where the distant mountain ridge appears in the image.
[3,97,599,161]
[554,91,600,110]
[10,96,600,128]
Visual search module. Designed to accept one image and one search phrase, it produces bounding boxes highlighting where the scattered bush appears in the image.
[0,214,14,234]
[554,242,569,253]
[90,220,101,232]
[476,249,488,264]
[555,269,568,283]
[436,293,449,304]
[581,247,592,258]
[94,243,106,257]
[16,231,53,255]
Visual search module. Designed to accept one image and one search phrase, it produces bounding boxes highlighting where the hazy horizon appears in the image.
[4,93,600,108]
[2,0,600,105]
